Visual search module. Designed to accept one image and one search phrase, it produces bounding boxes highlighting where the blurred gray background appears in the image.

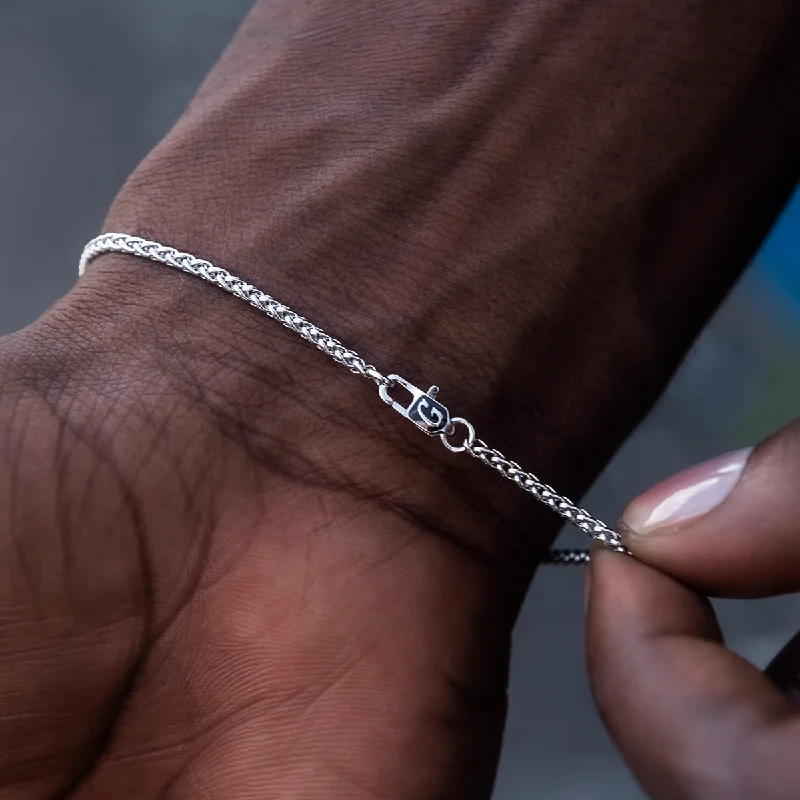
[2,2,799,797]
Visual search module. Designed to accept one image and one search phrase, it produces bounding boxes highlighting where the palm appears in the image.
[0,366,512,799]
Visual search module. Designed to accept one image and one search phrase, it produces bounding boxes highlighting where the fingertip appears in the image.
[586,547,798,800]
[589,544,720,648]
[616,426,800,598]
[588,546,678,629]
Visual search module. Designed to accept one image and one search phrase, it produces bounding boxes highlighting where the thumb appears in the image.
[620,420,800,597]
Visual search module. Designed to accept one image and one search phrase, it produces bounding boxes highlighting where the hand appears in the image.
[3,0,799,797]
[587,423,800,799]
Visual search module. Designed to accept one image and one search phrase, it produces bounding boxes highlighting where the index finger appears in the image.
[586,547,800,800]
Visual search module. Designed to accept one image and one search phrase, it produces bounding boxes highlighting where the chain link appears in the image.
[80,233,630,563]
[461,439,627,556]
[79,234,391,388]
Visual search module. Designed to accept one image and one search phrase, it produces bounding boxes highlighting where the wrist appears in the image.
[74,219,635,559]
[65,251,558,571]
[0,324,513,799]
[92,0,800,565]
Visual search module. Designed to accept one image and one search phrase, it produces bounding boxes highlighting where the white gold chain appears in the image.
[79,233,629,564]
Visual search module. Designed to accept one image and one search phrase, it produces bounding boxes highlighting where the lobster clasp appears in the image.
[379,375,453,436]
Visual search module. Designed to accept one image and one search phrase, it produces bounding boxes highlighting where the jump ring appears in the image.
[440,417,476,453]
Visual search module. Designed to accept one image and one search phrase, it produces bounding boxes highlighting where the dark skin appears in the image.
[2,0,800,797]
[588,420,800,800]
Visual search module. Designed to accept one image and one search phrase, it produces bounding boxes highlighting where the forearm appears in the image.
[85,0,800,555]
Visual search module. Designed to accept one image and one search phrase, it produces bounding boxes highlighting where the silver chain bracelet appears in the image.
[79,233,630,565]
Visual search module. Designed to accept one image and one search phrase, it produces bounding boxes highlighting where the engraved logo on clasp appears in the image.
[379,375,453,436]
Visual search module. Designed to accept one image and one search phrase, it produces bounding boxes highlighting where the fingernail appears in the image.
[623,448,752,535]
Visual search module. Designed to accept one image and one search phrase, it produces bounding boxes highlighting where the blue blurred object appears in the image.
[758,185,800,306]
